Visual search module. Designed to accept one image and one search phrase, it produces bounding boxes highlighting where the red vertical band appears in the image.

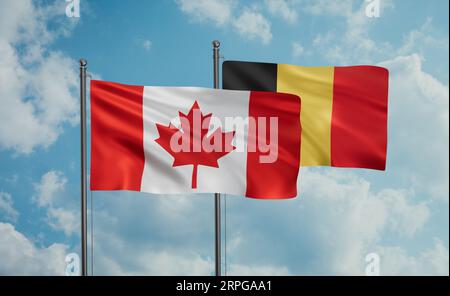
[331,66,389,170]
[90,80,145,191]
[246,91,301,199]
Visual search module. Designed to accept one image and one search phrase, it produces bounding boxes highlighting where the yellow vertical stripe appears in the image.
[277,64,334,166]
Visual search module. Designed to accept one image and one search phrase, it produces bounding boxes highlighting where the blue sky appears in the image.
[0,0,448,275]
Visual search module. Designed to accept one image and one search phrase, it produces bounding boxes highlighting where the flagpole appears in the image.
[79,59,88,276]
[212,40,221,276]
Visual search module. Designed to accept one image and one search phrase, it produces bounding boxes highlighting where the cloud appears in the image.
[298,170,431,274]
[219,168,446,276]
[379,54,449,201]
[33,171,78,236]
[176,0,273,44]
[47,207,78,237]
[176,0,234,26]
[302,0,354,16]
[85,193,212,275]
[0,222,67,275]
[292,41,305,58]
[308,1,445,67]
[0,0,79,154]
[376,239,449,275]
[96,248,212,276]
[228,264,290,275]
[379,189,430,237]
[0,192,19,223]
[33,171,67,207]
[2,168,442,276]
[233,10,273,45]
[87,163,443,275]
[310,0,394,63]
[84,192,291,275]
[265,0,297,24]
[398,17,449,56]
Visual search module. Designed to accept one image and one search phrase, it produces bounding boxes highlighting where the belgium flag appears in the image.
[223,61,389,170]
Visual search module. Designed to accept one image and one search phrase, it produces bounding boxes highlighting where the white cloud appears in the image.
[376,239,449,275]
[265,0,297,23]
[379,54,449,201]
[176,0,273,44]
[298,170,432,274]
[292,41,305,58]
[3,165,438,276]
[398,18,449,55]
[0,192,19,223]
[302,0,354,17]
[32,171,78,236]
[88,164,444,276]
[379,189,430,237]
[85,192,292,275]
[0,222,67,275]
[228,264,289,275]
[233,10,273,45]
[218,167,447,276]
[0,0,79,154]
[176,0,234,26]
[47,207,78,237]
[310,0,394,64]
[310,5,446,67]
[33,171,67,207]
[86,194,213,275]
[96,248,212,276]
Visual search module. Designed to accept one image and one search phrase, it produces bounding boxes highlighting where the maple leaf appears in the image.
[155,101,235,189]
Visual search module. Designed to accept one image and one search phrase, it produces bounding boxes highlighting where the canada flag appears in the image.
[90,80,301,199]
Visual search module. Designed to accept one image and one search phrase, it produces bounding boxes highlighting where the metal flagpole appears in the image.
[79,59,88,276]
[212,40,221,276]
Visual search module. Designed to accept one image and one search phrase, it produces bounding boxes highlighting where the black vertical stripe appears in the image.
[222,61,277,92]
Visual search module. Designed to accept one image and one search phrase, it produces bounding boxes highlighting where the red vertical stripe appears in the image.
[331,66,389,170]
[246,91,301,199]
[90,81,145,191]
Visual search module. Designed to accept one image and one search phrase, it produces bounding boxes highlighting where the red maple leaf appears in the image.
[155,101,235,189]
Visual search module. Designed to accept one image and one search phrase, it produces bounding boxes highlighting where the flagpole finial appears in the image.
[79,58,87,67]
[212,40,220,48]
